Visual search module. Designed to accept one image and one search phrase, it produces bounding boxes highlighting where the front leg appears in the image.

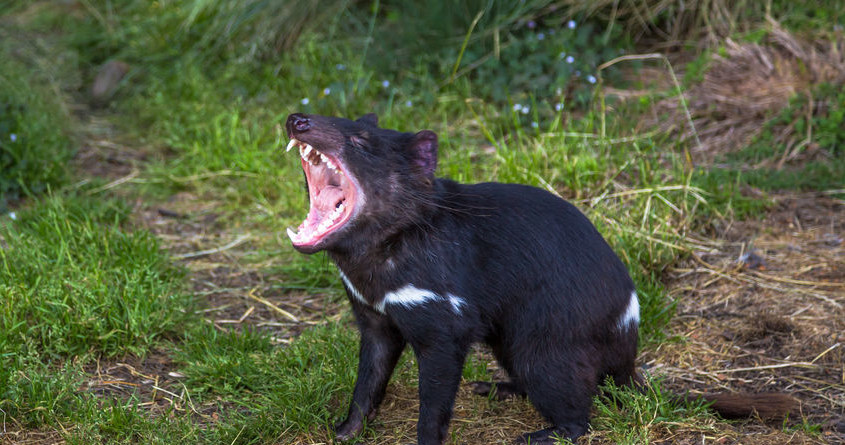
[413,341,469,445]
[336,303,406,441]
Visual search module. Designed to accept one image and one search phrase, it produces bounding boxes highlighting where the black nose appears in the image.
[287,114,311,133]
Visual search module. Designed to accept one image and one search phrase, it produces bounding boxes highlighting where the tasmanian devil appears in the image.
[283,113,795,444]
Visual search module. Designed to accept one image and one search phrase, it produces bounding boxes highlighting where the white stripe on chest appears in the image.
[375,285,465,314]
[338,270,367,305]
[337,269,464,315]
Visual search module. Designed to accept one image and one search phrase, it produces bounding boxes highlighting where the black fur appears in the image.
[286,113,641,444]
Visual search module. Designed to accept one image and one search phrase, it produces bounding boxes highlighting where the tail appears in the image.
[632,371,798,420]
[694,392,798,420]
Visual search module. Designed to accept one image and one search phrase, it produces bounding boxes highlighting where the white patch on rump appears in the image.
[375,284,465,315]
[618,291,640,330]
[338,269,368,305]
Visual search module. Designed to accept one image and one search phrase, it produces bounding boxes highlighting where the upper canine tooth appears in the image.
[286,139,297,152]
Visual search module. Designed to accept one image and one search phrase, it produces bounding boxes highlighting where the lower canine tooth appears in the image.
[286,227,298,241]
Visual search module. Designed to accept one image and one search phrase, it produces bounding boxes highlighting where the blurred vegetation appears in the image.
[0,44,73,210]
[705,82,845,192]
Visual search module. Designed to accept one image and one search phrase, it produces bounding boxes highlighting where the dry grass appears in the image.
[559,0,773,44]
[653,20,845,164]
[647,193,844,444]
[134,192,344,345]
[73,114,150,180]
[0,429,66,445]
[289,382,549,444]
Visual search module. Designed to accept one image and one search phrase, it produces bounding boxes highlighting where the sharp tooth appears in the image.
[286,227,297,241]
[320,154,328,164]
[303,145,312,157]
[286,139,297,152]
[326,160,336,170]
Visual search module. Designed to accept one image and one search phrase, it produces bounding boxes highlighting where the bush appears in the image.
[0,56,73,209]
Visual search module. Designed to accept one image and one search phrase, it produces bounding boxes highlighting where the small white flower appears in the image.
[537,32,545,40]
[381,80,390,88]
[567,20,576,29]
[531,121,539,128]
[8,212,16,220]
[513,103,523,112]
[301,97,310,105]
[587,75,597,84]
[555,103,563,111]
[566,55,574,64]
[323,87,331,95]
[405,100,413,107]
[336,64,346,70]
[10,133,16,142]
[521,106,530,115]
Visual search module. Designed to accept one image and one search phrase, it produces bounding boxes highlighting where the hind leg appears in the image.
[603,324,642,390]
[515,352,598,443]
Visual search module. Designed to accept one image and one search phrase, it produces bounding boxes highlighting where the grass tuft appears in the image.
[0,194,194,360]
[590,378,714,444]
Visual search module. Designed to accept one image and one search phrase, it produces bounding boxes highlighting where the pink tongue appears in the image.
[315,186,344,212]
[302,186,345,229]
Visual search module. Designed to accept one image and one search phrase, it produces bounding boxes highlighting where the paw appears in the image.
[469,380,526,400]
[334,418,364,442]
[514,427,566,444]
[469,381,494,396]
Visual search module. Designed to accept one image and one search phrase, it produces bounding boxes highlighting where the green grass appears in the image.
[0,195,193,359]
[0,194,195,431]
[1,1,838,443]
[588,378,715,445]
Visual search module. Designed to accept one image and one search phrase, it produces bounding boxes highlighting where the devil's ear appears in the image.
[356,113,378,127]
[409,130,437,177]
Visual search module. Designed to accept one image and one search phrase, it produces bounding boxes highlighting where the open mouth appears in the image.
[285,138,358,248]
